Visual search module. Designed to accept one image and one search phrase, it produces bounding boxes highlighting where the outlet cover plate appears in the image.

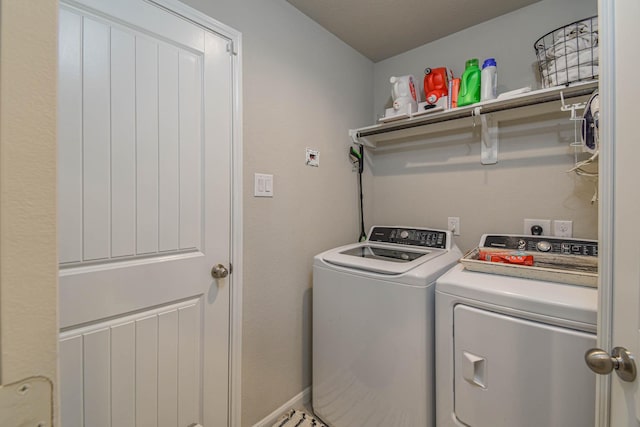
[554,220,573,237]
[448,216,460,236]
[523,219,551,236]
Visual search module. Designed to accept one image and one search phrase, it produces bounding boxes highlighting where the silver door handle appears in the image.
[211,264,229,279]
[585,346,637,382]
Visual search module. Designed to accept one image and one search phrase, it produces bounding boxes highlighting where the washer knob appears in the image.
[400,230,409,239]
[536,241,552,252]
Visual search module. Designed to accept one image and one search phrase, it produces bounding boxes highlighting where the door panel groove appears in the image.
[59,248,202,271]
[60,297,202,335]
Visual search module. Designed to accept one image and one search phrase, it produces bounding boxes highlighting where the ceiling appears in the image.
[286,0,541,62]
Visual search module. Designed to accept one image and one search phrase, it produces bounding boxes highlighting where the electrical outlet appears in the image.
[448,217,460,236]
[554,220,573,237]
[523,219,551,236]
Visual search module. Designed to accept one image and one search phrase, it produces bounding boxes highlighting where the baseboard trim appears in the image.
[251,387,311,427]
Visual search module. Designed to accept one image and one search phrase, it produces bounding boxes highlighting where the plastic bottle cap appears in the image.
[465,58,479,68]
[482,58,497,69]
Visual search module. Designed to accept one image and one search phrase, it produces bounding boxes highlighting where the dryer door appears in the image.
[453,305,596,427]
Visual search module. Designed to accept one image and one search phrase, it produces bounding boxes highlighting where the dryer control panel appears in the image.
[368,227,448,249]
[481,235,598,257]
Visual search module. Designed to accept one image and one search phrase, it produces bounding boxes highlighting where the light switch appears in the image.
[254,173,273,197]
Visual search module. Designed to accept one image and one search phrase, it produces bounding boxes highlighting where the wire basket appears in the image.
[534,16,598,88]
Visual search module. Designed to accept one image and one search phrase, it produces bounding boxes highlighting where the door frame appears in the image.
[596,0,613,425]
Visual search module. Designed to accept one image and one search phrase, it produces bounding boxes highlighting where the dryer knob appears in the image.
[400,230,409,239]
[536,241,552,252]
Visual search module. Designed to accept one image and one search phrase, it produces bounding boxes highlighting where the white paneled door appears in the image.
[58,1,234,426]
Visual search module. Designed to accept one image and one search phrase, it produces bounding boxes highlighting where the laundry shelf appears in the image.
[349,80,598,164]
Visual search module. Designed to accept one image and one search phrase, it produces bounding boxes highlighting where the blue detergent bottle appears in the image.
[458,58,481,107]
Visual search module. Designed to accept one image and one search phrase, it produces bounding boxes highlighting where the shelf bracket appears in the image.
[349,129,359,144]
[559,90,587,120]
[349,129,376,149]
[475,107,498,165]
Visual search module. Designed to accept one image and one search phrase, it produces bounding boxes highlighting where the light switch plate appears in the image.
[254,173,273,197]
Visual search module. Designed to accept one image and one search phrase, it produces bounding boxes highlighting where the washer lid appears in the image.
[436,264,597,327]
[323,242,447,275]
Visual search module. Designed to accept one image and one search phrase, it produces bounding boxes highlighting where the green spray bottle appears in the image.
[457,58,481,107]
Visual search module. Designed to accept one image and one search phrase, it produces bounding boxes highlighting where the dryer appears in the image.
[435,234,598,427]
[312,226,461,427]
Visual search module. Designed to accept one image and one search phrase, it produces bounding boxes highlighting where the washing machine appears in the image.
[312,226,462,427]
[435,234,598,427]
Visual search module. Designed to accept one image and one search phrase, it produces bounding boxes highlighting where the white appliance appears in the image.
[436,234,598,427]
[312,226,462,427]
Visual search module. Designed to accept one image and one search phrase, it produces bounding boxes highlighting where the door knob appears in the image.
[211,264,229,279]
[585,346,637,382]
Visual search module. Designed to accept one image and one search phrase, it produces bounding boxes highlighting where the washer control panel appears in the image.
[368,227,448,249]
[481,235,598,257]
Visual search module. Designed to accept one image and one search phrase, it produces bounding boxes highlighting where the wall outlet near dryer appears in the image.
[523,219,551,236]
[553,220,573,237]
[448,217,460,236]
[523,219,573,237]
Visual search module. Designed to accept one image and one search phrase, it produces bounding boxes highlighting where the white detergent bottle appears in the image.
[390,75,418,114]
[481,58,497,101]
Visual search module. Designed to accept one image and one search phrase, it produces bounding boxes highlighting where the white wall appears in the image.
[370,0,599,252]
[180,1,373,425]
[0,0,59,424]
